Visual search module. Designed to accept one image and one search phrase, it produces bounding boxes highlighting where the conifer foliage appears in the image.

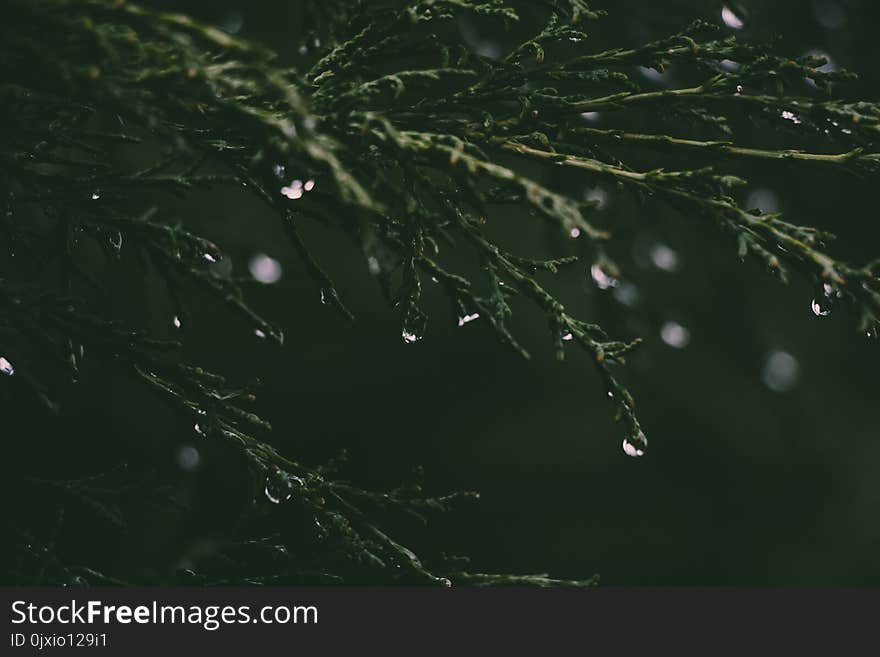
[1,0,878,584]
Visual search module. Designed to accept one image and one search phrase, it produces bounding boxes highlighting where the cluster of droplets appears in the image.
[280,178,315,200]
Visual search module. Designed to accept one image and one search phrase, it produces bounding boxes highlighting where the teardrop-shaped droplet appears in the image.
[622,430,647,458]
[0,356,14,376]
[173,315,182,329]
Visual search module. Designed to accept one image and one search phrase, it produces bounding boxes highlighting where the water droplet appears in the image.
[108,231,123,253]
[562,332,573,341]
[763,350,799,392]
[402,329,422,344]
[264,472,304,505]
[90,191,101,201]
[781,110,802,125]
[248,253,283,284]
[721,5,744,29]
[746,188,780,213]
[649,243,679,272]
[0,356,14,376]
[254,329,267,339]
[218,10,244,34]
[811,298,830,317]
[622,431,648,458]
[304,179,315,192]
[203,253,217,263]
[590,264,618,290]
[458,313,480,327]
[569,227,581,239]
[272,163,286,179]
[438,577,453,587]
[281,179,305,200]
[612,281,640,307]
[867,325,879,340]
[584,187,608,210]
[660,321,691,348]
[320,288,329,304]
[811,283,836,317]
[638,66,666,84]
[173,315,182,329]
[194,423,206,436]
[175,444,200,471]
[735,84,743,94]
[281,184,303,200]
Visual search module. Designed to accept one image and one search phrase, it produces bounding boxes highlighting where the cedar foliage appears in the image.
[1,0,878,585]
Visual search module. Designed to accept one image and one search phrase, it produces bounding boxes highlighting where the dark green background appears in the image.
[10,0,880,585]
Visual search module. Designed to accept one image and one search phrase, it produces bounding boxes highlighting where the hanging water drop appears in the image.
[811,298,831,317]
[0,356,14,376]
[811,282,836,317]
[402,329,421,344]
[173,315,182,329]
[622,430,647,458]
[254,328,267,339]
[90,190,101,201]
